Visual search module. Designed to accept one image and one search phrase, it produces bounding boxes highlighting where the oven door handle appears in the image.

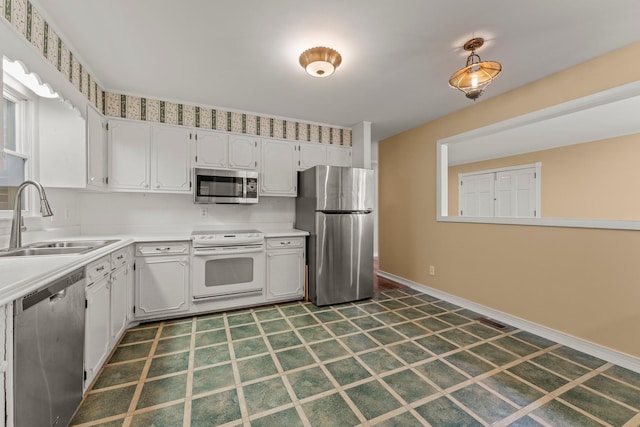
[192,245,264,256]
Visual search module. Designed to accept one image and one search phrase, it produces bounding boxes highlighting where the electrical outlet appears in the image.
[200,208,208,217]
[429,265,435,276]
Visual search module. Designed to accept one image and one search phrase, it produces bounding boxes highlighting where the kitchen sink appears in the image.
[0,239,119,258]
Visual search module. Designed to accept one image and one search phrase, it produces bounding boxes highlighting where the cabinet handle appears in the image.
[96,266,105,271]
[156,247,171,252]
[117,255,124,260]
[90,176,95,182]
[280,241,292,245]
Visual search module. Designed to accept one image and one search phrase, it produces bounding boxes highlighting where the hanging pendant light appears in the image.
[448,37,502,100]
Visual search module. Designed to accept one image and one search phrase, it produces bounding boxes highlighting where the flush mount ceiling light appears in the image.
[299,46,342,78]
[448,37,502,101]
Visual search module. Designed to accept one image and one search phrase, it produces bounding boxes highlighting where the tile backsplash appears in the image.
[2,0,351,145]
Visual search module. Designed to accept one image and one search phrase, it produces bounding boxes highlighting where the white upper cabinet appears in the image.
[327,145,352,167]
[108,119,151,191]
[298,141,327,171]
[260,138,297,196]
[108,119,191,193]
[86,105,108,190]
[195,129,228,168]
[229,135,259,170]
[152,125,191,192]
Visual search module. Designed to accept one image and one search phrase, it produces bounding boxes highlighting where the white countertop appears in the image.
[0,228,307,306]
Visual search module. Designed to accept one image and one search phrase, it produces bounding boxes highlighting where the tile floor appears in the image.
[70,287,640,427]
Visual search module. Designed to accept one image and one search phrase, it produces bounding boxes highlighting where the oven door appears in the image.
[191,244,265,300]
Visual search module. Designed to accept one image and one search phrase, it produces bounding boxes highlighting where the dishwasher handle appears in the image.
[17,268,86,312]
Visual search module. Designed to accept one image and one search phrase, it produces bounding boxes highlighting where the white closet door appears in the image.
[459,172,495,217]
[495,167,537,217]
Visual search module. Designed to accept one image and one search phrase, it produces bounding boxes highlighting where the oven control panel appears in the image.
[191,229,264,247]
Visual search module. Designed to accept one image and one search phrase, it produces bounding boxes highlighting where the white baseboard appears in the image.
[377,270,640,374]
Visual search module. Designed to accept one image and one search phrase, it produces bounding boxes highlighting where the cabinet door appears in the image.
[298,142,327,171]
[135,256,189,317]
[85,277,111,390]
[327,146,352,167]
[152,125,191,192]
[260,139,297,196]
[229,135,258,170]
[110,265,129,347]
[266,249,304,301]
[109,119,152,190]
[195,130,228,168]
[87,105,108,190]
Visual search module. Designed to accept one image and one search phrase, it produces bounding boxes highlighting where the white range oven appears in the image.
[190,229,265,301]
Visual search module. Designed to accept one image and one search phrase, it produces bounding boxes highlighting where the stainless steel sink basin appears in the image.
[0,239,119,258]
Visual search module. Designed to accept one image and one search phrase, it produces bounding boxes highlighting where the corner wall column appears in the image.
[351,121,372,169]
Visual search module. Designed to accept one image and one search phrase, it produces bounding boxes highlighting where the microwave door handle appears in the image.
[243,177,247,199]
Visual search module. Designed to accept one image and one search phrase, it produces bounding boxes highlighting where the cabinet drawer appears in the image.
[111,246,131,270]
[87,256,110,284]
[266,237,304,250]
[136,242,189,257]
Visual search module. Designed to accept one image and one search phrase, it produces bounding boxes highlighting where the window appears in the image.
[1,81,32,212]
[458,164,540,218]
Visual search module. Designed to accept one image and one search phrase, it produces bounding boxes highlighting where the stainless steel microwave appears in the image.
[193,168,259,204]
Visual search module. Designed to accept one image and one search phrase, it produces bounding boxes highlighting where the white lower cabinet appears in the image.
[265,237,305,301]
[135,242,190,319]
[109,264,130,347]
[84,274,111,390]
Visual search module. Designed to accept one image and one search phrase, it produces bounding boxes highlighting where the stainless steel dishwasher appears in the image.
[14,267,86,427]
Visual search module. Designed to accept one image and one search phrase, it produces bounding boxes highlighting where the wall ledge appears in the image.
[377,270,640,374]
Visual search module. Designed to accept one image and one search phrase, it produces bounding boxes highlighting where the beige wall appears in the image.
[448,133,640,219]
[379,41,640,358]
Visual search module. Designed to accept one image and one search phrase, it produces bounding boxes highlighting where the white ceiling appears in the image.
[30,0,640,142]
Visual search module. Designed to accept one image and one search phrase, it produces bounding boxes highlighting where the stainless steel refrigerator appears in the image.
[296,165,374,306]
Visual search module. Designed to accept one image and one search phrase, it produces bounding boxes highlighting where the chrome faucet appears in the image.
[9,180,54,249]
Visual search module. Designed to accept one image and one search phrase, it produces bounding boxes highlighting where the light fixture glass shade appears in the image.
[448,38,502,100]
[299,47,342,78]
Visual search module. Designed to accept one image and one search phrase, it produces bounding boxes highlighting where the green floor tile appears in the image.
[392,322,429,338]
[345,380,402,420]
[340,333,378,353]
[513,331,556,349]
[437,312,470,326]
[388,341,431,364]
[551,346,606,370]
[254,308,282,321]
[559,385,636,426]
[397,296,425,306]
[280,304,308,316]
[373,312,406,325]
[434,301,461,311]
[415,334,458,355]
[325,357,372,386]
[445,351,494,377]
[451,383,517,424]
[415,304,445,315]
[191,389,241,426]
[276,346,316,371]
[155,335,191,355]
[367,327,404,345]
[268,330,302,350]
[243,377,292,415]
[532,399,604,427]
[120,328,158,344]
[481,371,544,407]
[493,336,539,357]
[70,385,136,424]
[297,325,332,343]
[160,322,192,337]
[136,374,187,409]
[462,323,502,339]
[251,407,304,427]
[325,320,360,336]
[605,365,640,388]
[374,411,423,426]
[193,363,235,395]
[230,323,261,340]
[195,315,225,332]
[309,339,348,361]
[414,317,450,332]
[147,352,189,378]
[237,354,278,382]
[301,393,360,427]
[507,415,545,427]
[227,311,255,326]
[350,316,384,330]
[531,353,589,380]
[359,303,388,314]
[109,342,152,363]
[439,329,480,347]
[233,336,269,358]
[383,369,437,403]
[93,360,145,389]
[194,329,227,348]
[359,349,405,374]
[314,310,343,322]
[194,343,230,368]
[338,306,367,318]
[395,307,427,320]
[414,396,483,427]
[469,343,518,366]
[287,366,334,399]
[508,361,568,392]
[260,318,291,333]
[289,314,319,328]
[130,402,184,427]
[414,359,469,390]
